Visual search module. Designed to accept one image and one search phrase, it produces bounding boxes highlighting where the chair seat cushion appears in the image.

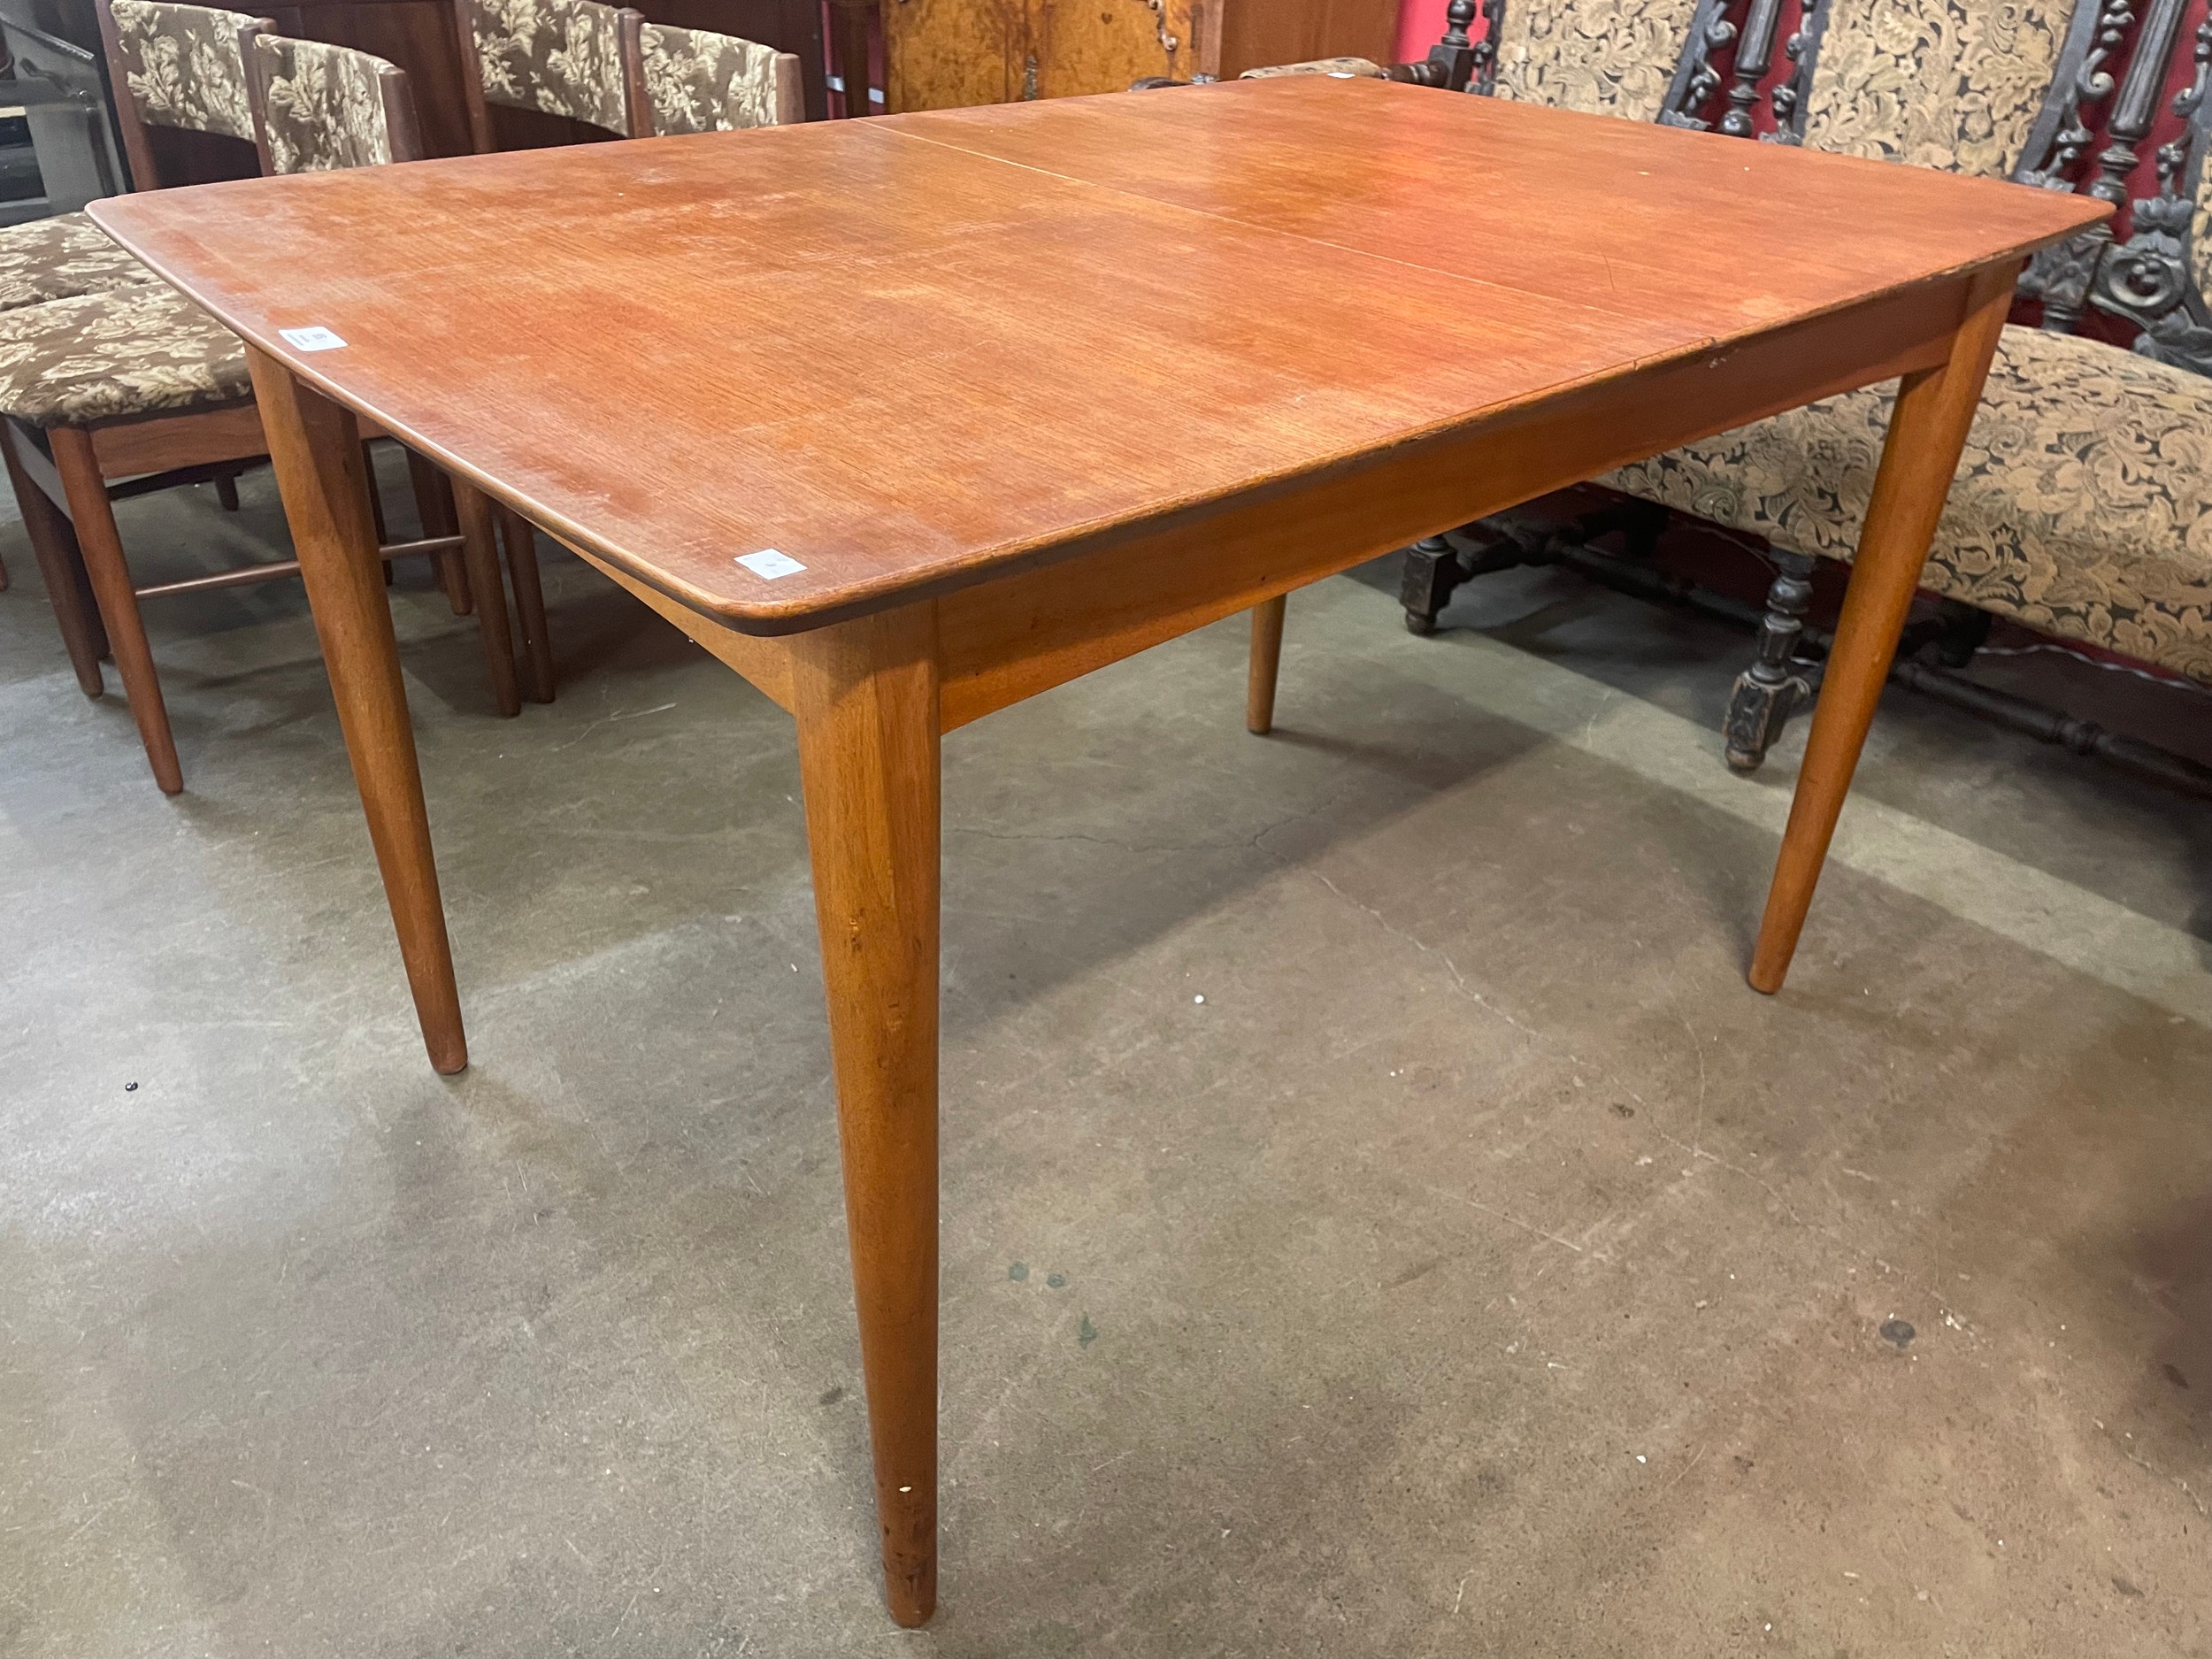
[1606,325,2212,682]
[0,283,250,429]
[1240,57,1387,80]
[0,212,157,311]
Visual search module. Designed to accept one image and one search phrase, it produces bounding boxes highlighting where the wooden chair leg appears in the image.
[213,470,241,511]
[247,347,467,1074]
[2,424,107,697]
[498,505,555,703]
[1246,594,1286,735]
[791,603,941,1629]
[51,426,181,793]
[451,480,521,718]
[1747,265,2016,994]
[404,447,472,615]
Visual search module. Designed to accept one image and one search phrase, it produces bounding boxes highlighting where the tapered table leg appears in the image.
[1247,595,1285,735]
[791,601,941,1628]
[247,347,468,1074]
[1748,265,2017,994]
[451,480,522,718]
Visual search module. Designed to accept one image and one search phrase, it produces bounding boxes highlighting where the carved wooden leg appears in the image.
[498,506,555,703]
[1723,548,1817,772]
[791,602,941,1628]
[1399,533,1464,634]
[449,480,520,718]
[405,447,472,616]
[247,346,467,1074]
[52,426,181,793]
[3,420,107,697]
[1748,265,2016,994]
[1246,594,1285,735]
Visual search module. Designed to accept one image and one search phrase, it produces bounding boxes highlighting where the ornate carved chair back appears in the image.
[248,35,425,175]
[622,18,803,136]
[1475,0,1716,122]
[455,0,647,150]
[95,0,274,189]
[2075,6,2212,373]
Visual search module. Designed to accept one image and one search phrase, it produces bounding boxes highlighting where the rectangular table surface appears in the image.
[91,78,2101,634]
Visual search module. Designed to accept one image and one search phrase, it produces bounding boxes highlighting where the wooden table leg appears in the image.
[791,601,941,1627]
[1246,594,1286,735]
[247,347,469,1074]
[1747,264,2017,994]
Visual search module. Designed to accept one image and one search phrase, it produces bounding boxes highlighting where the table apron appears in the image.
[548,269,1975,737]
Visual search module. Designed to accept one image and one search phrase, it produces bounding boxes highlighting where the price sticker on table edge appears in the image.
[736,549,807,580]
[280,326,347,352]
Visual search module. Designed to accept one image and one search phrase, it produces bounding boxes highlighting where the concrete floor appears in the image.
[1,463,2208,1657]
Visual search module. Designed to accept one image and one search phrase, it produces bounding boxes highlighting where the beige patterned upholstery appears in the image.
[471,0,631,132]
[0,284,250,428]
[1490,0,1707,121]
[1240,57,1387,81]
[0,213,157,311]
[253,35,399,172]
[108,0,265,141]
[1608,326,2212,682]
[639,21,796,134]
[1800,0,2072,177]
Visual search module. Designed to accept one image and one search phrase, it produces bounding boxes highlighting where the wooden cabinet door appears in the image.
[1217,0,1399,79]
[885,0,1217,113]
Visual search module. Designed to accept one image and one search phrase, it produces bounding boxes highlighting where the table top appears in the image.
[93,77,2103,634]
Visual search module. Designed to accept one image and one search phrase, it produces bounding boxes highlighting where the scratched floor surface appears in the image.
[1,461,2207,1657]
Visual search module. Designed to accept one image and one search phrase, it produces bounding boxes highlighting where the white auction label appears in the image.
[735,549,806,580]
[280,326,347,351]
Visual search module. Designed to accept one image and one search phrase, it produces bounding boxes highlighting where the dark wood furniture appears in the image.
[94,76,2101,1622]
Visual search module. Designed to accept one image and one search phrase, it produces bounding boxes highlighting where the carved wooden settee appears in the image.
[1604,0,2212,772]
[1256,0,2212,787]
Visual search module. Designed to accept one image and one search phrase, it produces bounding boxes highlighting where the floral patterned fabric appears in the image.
[1801,0,2070,177]
[253,35,396,172]
[1607,325,2212,681]
[1239,57,1387,80]
[0,283,250,428]
[1490,0,1707,121]
[639,21,794,134]
[0,213,157,311]
[109,0,265,142]
[471,0,630,133]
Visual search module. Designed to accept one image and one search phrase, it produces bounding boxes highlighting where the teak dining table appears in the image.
[92,77,2103,1625]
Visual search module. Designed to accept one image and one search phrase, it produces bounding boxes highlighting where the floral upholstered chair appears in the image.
[630,19,802,134]
[457,0,644,145]
[0,0,269,322]
[1236,0,1709,119]
[249,32,423,172]
[1604,0,2212,768]
[0,27,533,793]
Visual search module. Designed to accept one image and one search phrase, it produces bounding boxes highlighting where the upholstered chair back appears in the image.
[632,19,802,134]
[1799,0,2077,177]
[101,0,269,142]
[1487,0,1709,122]
[462,0,641,141]
[250,35,421,173]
